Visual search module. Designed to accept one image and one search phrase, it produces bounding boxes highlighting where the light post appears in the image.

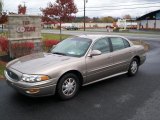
[84,0,88,31]
[154,16,156,29]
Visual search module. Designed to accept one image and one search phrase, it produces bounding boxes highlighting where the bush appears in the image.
[0,37,9,53]
[43,40,60,52]
[11,42,34,58]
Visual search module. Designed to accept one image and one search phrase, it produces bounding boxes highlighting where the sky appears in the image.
[3,0,160,18]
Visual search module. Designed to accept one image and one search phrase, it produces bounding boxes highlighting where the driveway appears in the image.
[0,40,160,120]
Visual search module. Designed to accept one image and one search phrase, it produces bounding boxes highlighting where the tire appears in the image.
[128,58,139,76]
[56,73,80,100]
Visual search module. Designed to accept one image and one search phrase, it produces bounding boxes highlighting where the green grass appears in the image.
[0,62,5,78]
[42,33,71,41]
[0,51,7,56]
[0,32,8,37]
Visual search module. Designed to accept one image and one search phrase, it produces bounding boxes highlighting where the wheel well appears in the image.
[133,56,140,65]
[58,70,84,86]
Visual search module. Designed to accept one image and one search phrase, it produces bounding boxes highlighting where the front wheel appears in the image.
[56,73,80,100]
[128,58,139,76]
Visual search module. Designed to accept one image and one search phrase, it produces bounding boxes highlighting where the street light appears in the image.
[84,0,88,31]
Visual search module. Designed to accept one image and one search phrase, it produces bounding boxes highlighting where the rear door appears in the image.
[109,37,133,74]
[86,38,114,83]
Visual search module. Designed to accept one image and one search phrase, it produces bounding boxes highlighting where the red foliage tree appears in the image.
[41,15,53,23]
[0,12,8,24]
[18,4,26,15]
[41,0,78,39]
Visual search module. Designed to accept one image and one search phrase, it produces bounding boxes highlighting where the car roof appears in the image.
[77,35,128,42]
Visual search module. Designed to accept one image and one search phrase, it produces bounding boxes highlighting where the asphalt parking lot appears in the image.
[0,40,160,120]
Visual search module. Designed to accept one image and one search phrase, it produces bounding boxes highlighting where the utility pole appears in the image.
[84,0,88,31]
[23,1,26,6]
[84,0,86,31]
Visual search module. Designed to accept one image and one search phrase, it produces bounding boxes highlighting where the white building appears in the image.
[43,22,113,29]
[114,19,137,29]
[62,23,113,29]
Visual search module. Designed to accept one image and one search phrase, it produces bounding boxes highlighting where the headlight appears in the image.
[22,74,50,83]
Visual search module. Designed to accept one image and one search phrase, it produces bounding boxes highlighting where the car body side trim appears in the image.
[88,57,130,73]
[83,71,128,86]
[88,64,113,73]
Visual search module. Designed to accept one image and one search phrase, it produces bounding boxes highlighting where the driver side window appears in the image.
[92,38,110,54]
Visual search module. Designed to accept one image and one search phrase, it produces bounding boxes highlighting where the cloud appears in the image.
[75,0,160,17]
[3,0,160,18]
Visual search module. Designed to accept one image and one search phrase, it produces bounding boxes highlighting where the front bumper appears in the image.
[5,70,57,97]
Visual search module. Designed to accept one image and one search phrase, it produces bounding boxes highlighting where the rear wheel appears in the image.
[128,58,139,76]
[57,73,80,100]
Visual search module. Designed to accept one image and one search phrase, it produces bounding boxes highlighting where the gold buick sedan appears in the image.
[5,35,146,100]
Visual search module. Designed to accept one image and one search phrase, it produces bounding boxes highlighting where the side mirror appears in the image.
[88,50,102,57]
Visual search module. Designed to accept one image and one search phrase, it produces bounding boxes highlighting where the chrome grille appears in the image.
[6,69,19,81]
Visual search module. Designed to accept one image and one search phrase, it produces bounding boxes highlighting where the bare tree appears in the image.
[123,14,132,19]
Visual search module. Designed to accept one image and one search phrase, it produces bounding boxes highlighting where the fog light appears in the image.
[26,88,40,94]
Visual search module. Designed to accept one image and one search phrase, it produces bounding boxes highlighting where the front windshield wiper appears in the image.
[52,52,67,56]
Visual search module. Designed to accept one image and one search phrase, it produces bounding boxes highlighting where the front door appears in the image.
[86,38,113,83]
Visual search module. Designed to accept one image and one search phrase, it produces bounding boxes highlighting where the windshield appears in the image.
[51,37,92,57]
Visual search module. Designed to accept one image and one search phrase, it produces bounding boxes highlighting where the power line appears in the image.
[78,5,160,12]
[78,1,160,9]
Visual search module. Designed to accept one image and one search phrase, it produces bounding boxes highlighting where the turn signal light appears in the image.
[26,88,40,94]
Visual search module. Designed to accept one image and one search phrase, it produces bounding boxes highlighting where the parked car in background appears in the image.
[5,35,146,100]
[64,26,79,30]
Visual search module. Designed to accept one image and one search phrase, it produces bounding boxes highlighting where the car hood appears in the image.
[7,52,77,74]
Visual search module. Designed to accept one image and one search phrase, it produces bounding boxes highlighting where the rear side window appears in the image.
[123,38,130,48]
[92,38,110,54]
[110,37,130,51]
